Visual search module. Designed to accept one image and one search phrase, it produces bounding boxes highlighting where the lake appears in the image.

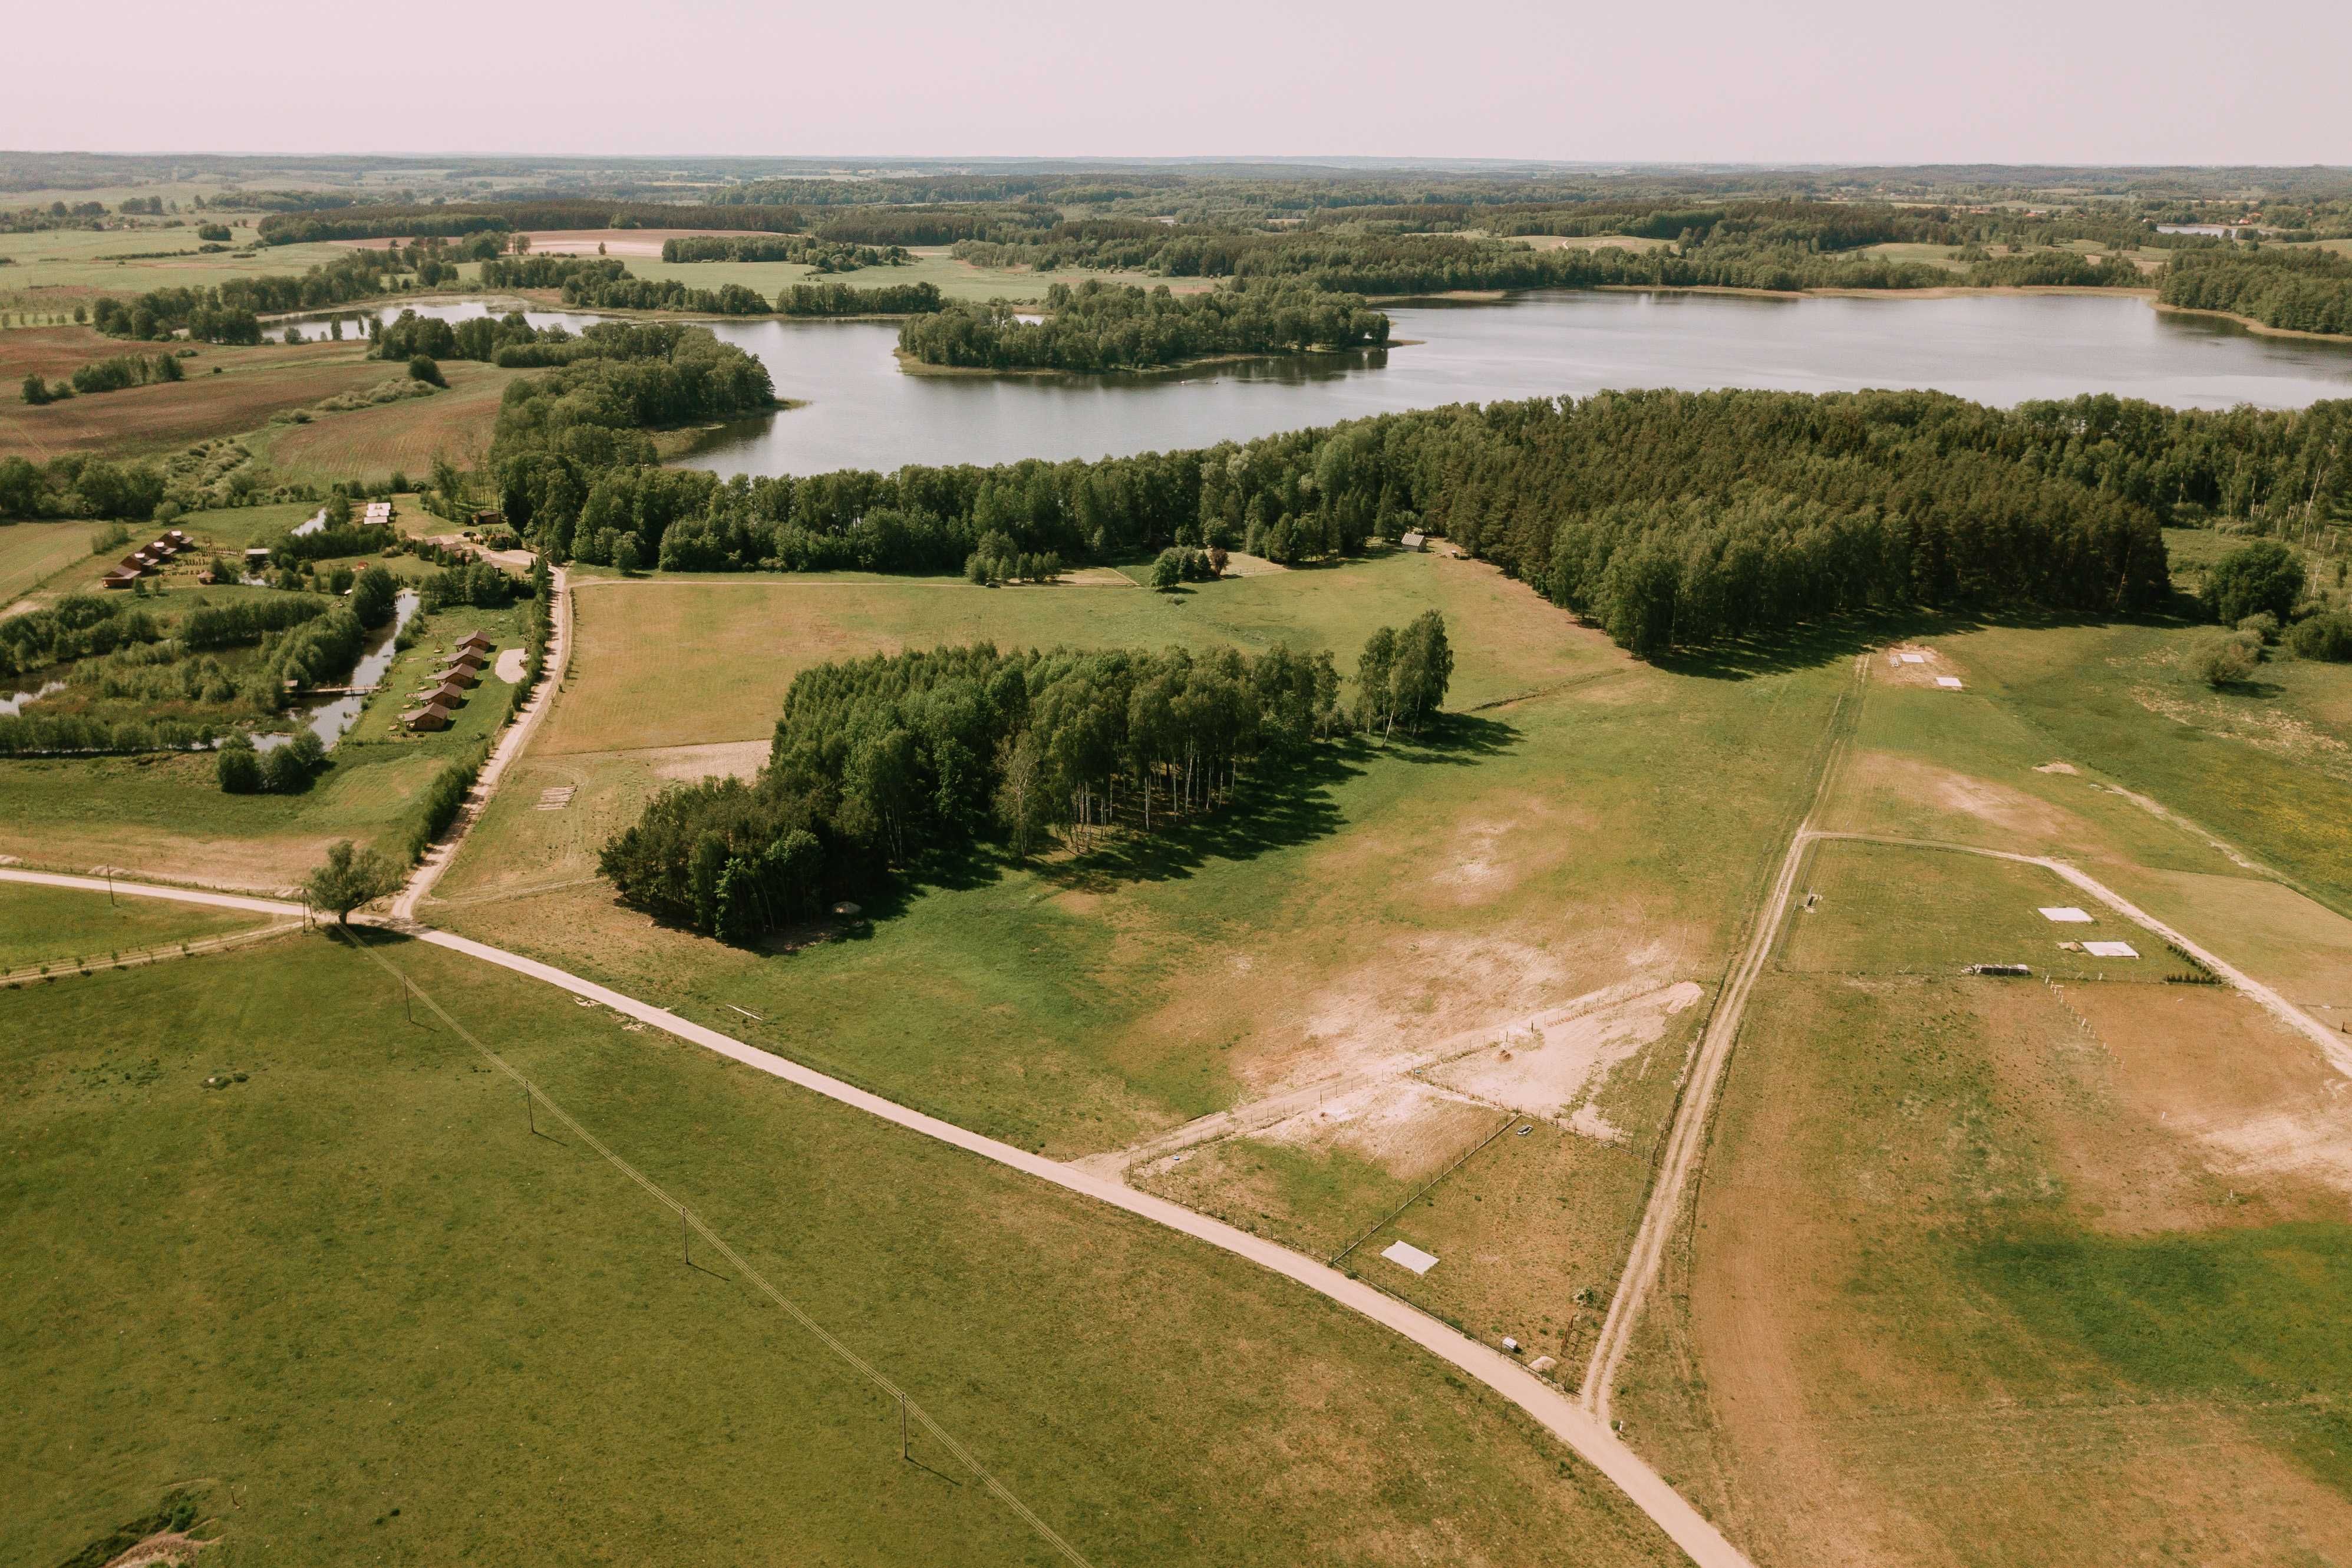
[302,289,2352,478]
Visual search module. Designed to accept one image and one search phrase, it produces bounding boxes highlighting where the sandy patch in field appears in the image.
[494,646,527,682]
[1254,1078,1499,1182]
[1848,752,2077,843]
[635,739,770,783]
[2066,982,2352,1213]
[2034,761,2078,775]
[1425,981,1702,1137]
[1266,933,1586,1090]
[1213,552,1288,577]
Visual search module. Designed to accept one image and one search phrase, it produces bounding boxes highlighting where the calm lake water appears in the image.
[308,291,2352,478]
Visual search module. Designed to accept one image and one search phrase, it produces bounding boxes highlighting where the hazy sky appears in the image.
[11,0,2347,166]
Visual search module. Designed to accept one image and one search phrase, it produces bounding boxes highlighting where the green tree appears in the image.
[408,354,447,388]
[613,533,644,576]
[350,566,397,629]
[1150,548,1184,591]
[2205,540,2304,624]
[216,735,262,793]
[305,839,401,923]
[22,372,51,406]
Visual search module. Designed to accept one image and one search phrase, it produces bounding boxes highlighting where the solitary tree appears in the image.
[306,840,400,923]
[2205,540,2304,625]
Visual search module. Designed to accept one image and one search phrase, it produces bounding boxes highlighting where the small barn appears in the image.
[401,701,454,732]
[457,631,494,655]
[443,646,488,671]
[429,681,470,708]
[1399,530,1427,552]
[101,568,140,590]
[434,665,481,689]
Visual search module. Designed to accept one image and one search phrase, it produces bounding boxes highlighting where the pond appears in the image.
[301,288,2352,478]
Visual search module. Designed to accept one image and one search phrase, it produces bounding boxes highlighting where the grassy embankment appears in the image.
[0,923,1684,1568]
[1614,628,2352,1565]
[430,550,1850,1369]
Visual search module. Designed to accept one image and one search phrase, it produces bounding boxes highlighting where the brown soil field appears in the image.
[1619,971,2352,1567]
[0,332,388,461]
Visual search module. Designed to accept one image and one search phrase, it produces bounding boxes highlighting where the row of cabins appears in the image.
[101,529,193,590]
[399,631,496,732]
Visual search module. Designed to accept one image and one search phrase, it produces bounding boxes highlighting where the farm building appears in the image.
[1399,530,1427,551]
[118,555,151,575]
[101,568,141,590]
[433,665,480,689]
[470,509,506,530]
[457,631,494,654]
[401,701,454,732]
[428,681,469,708]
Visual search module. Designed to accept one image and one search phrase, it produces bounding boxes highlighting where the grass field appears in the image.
[427,553,1856,1397]
[1605,612,2352,1564]
[0,924,1684,1568]
[0,326,395,461]
[0,520,101,606]
[250,361,521,484]
[0,229,359,318]
[0,882,271,973]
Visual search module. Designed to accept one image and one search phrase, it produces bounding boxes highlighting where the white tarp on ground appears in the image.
[2040,906,2095,923]
[1381,1240,1440,1276]
[1937,676,1965,689]
[1899,653,1928,664]
[2084,940,2140,958]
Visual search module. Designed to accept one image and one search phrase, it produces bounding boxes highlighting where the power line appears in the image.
[339,928,1096,1568]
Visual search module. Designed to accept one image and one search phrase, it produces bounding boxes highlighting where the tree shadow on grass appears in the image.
[1650,603,2212,682]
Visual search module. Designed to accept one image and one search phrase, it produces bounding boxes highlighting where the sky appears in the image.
[8,0,2348,166]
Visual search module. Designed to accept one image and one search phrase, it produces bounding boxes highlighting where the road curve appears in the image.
[3,863,1753,1568]
[408,926,1755,1568]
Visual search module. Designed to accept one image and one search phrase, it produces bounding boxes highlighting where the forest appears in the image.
[779,280,944,316]
[509,388,2214,656]
[896,279,1390,372]
[2159,247,2352,335]
[595,628,1434,940]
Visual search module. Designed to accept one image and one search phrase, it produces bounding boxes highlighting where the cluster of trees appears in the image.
[897,279,1390,372]
[476,254,624,291]
[2160,247,2352,336]
[661,235,910,270]
[599,636,1361,938]
[21,351,185,404]
[376,306,552,364]
[90,249,398,342]
[268,519,396,565]
[965,530,1064,585]
[0,454,169,521]
[420,560,517,610]
[779,280,943,316]
[216,729,325,794]
[559,272,773,315]
[179,595,329,649]
[0,595,158,678]
[1147,545,1222,589]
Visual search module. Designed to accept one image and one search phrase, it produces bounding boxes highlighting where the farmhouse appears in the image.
[457,631,494,655]
[428,680,470,708]
[400,700,454,732]
[118,554,151,575]
[101,567,141,590]
[433,665,480,689]
[362,500,395,526]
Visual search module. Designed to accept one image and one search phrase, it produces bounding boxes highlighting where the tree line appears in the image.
[256,200,801,245]
[896,279,1390,372]
[89,249,404,342]
[661,235,911,270]
[21,350,184,404]
[2160,247,2352,336]
[598,626,1431,940]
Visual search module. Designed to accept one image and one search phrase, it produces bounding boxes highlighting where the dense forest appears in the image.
[497,387,2251,656]
[896,279,1390,371]
[2160,247,2352,335]
[598,634,1384,939]
[780,280,944,316]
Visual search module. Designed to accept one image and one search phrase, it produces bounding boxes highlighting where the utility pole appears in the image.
[901,1393,910,1462]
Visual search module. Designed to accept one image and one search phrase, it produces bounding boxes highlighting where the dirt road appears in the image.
[1580,655,1865,1421]
[392,568,569,922]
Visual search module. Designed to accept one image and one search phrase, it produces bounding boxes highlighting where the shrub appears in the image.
[2191,629,2262,688]
[408,354,446,387]
[2205,539,2304,623]
[262,741,312,793]
[216,735,263,793]
[2288,611,2352,661]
